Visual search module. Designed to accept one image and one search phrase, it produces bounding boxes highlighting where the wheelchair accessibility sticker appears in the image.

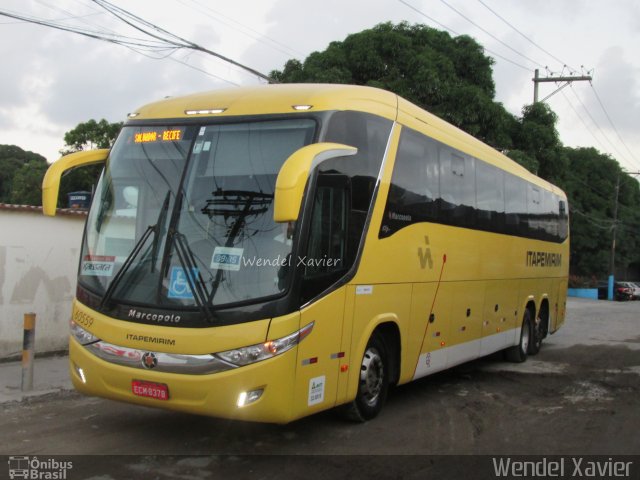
[168,266,199,299]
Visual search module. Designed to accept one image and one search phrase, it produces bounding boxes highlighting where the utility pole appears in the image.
[608,171,640,300]
[533,69,592,103]
[608,173,620,300]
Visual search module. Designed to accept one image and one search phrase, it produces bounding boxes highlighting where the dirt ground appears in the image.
[1,298,638,479]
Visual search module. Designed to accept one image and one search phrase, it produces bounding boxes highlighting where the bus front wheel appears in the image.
[342,332,389,422]
[505,310,532,363]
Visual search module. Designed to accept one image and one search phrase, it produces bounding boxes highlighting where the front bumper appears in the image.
[69,336,297,423]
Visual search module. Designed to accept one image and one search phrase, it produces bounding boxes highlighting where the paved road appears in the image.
[1,298,638,478]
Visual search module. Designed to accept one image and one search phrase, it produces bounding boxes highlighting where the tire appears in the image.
[505,310,532,363]
[342,333,389,422]
[529,313,545,356]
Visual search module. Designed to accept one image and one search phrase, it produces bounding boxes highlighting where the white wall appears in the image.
[0,206,86,358]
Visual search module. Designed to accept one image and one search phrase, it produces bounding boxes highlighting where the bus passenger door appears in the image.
[291,174,350,419]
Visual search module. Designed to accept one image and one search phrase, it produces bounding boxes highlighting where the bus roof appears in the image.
[131,83,565,198]
[132,83,398,121]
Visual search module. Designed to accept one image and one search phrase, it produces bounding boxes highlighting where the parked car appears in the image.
[615,282,635,301]
[628,282,640,300]
[598,281,635,301]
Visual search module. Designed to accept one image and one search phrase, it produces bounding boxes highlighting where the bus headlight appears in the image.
[70,321,99,345]
[215,322,314,367]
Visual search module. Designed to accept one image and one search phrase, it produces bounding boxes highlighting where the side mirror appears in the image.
[273,143,357,222]
[42,149,109,216]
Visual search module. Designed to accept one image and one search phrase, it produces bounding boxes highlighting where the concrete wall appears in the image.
[567,288,598,300]
[0,205,86,358]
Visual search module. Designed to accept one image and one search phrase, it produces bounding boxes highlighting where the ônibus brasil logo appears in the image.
[8,456,72,479]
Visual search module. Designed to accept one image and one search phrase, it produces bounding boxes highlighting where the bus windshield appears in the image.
[80,119,316,311]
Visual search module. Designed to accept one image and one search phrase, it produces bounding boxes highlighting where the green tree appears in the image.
[514,103,567,182]
[0,145,48,205]
[271,22,640,279]
[271,22,517,150]
[61,118,122,154]
[505,149,539,173]
[561,147,640,278]
[58,119,122,207]
[10,158,49,206]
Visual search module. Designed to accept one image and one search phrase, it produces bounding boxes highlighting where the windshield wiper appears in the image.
[171,230,216,323]
[99,191,172,311]
[99,224,155,311]
[160,189,274,323]
[151,191,171,272]
[170,191,216,323]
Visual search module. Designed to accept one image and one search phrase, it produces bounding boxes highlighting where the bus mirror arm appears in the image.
[273,142,357,223]
[42,149,110,216]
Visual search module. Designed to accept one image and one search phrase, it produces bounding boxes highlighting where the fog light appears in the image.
[237,388,264,407]
[74,363,87,384]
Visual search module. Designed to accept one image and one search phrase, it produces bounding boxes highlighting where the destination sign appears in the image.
[134,129,183,143]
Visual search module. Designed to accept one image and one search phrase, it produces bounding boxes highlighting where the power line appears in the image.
[398,0,531,72]
[0,1,274,84]
[570,204,640,236]
[471,0,637,172]
[32,0,180,59]
[179,0,304,60]
[565,170,639,220]
[589,83,638,168]
[398,0,460,35]
[91,0,274,82]
[566,85,636,168]
[438,0,545,70]
[475,0,577,73]
[566,171,612,201]
[0,9,182,53]
[558,88,610,154]
[570,208,613,230]
[169,55,240,86]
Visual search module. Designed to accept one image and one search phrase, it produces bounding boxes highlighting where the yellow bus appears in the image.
[43,84,569,423]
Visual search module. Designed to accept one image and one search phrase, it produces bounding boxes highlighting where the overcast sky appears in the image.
[1,0,639,174]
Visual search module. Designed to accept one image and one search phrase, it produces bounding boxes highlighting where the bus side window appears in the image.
[505,173,527,236]
[558,198,568,241]
[300,174,350,303]
[475,161,505,232]
[440,147,476,228]
[379,127,439,238]
[543,190,558,240]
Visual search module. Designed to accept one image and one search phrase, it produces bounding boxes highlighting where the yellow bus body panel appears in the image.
[64,84,569,423]
[72,300,270,355]
[70,301,306,423]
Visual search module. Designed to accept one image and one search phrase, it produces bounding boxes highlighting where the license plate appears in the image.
[132,380,169,400]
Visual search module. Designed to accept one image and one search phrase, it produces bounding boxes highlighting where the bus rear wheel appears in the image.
[529,315,544,356]
[505,310,532,363]
[342,332,389,422]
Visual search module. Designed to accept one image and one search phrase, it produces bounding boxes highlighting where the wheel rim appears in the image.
[521,320,530,353]
[359,347,384,407]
